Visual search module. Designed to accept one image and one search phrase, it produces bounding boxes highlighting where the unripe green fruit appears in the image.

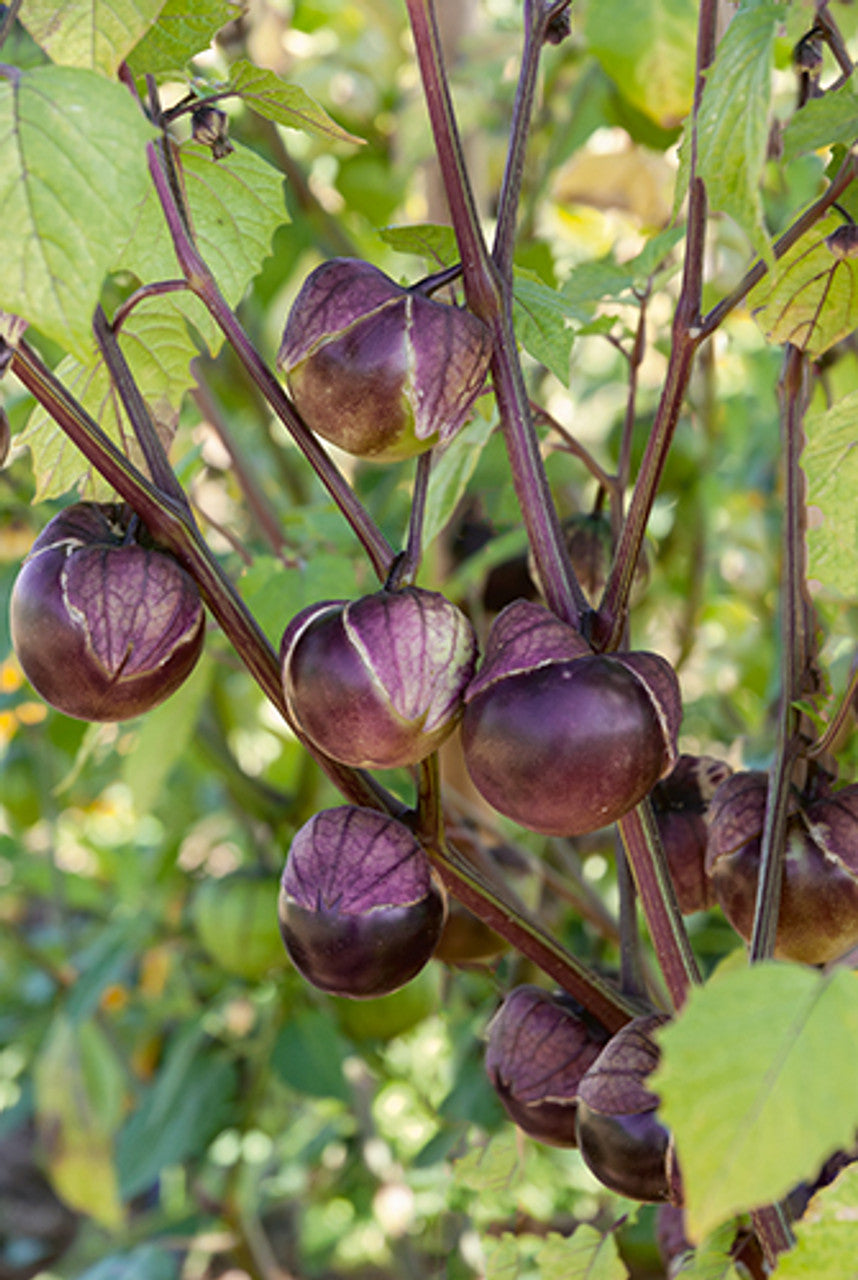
[191,871,289,981]
[328,964,442,1041]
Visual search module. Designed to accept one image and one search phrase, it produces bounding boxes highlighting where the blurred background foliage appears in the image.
[3,0,858,1276]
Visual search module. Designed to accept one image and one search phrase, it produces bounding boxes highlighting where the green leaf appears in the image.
[423,412,498,552]
[801,386,858,600]
[272,1008,351,1101]
[696,3,780,264]
[513,271,592,384]
[668,1221,743,1279]
[453,1129,521,1196]
[585,0,698,130]
[122,654,213,814]
[0,65,155,356]
[537,1225,629,1280]
[125,0,238,77]
[117,1022,238,1198]
[77,1246,180,1280]
[748,210,858,359]
[21,0,166,76]
[782,80,858,163]
[17,298,201,501]
[240,550,368,645]
[34,1015,126,1228]
[122,140,287,318]
[379,222,459,267]
[775,1164,858,1278]
[228,58,363,145]
[651,962,858,1243]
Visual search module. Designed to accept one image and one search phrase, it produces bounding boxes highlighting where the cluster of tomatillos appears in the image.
[12,258,858,1210]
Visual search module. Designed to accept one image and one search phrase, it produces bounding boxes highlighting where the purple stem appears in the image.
[145,141,395,584]
[404,0,590,631]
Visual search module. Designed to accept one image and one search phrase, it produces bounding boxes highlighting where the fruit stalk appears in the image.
[750,345,813,962]
[617,802,700,1012]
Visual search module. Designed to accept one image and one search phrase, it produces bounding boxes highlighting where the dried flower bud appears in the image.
[191,103,233,159]
[277,258,492,461]
[528,512,649,608]
[281,587,478,769]
[485,985,611,1146]
[10,503,204,721]
[826,223,858,260]
[706,771,858,964]
[278,806,446,997]
[576,1014,682,1205]
[462,599,681,836]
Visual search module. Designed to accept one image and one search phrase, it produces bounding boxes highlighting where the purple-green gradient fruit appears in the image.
[277,257,492,462]
[278,805,446,998]
[706,771,858,964]
[462,600,681,836]
[281,587,478,770]
[10,503,204,722]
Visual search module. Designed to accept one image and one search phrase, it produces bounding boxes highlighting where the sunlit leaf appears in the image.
[21,0,165,76]
[453,1130,520,1196]
[122,140,287,319]
[537,1225,629,1280]
[0,65,155,356]
[379,222,459,267]
[17,299,200,501]
[513,270,597,384]
[585,0,698,130]
[802,386,858,600]
[34,1015,126,1229]
[228,58,363,145]
[775,1164,858,1278]
[696,3,779,264]
[652,962,858,1243]
[782,80,858,163]
[125,0,238,76]
[749,211,858,358]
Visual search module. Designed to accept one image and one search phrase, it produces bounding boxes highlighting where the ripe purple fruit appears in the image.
[706,771,858,964]
[277,257,492,461]
[461,599,681,836]
[278,805,446,998]
[281,586,478,770]
[10,503,204,722]
[484,985,611,1147]
[576,1013,682,1205]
